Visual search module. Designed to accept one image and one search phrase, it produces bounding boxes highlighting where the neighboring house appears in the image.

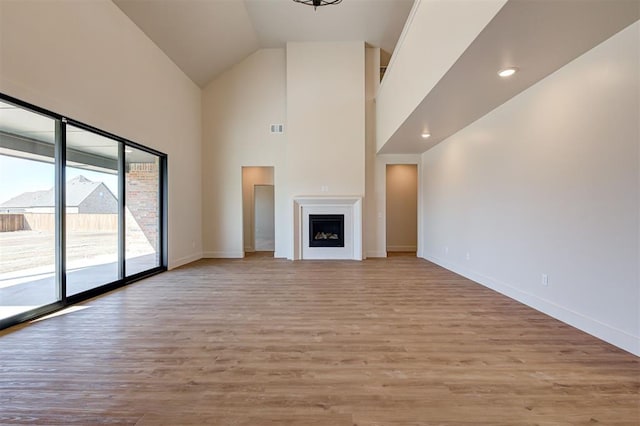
[0,175,117,214]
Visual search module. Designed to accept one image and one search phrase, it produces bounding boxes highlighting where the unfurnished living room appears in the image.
[0,0,638,424]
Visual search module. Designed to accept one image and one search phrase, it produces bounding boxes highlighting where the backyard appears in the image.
[0,225,157,320]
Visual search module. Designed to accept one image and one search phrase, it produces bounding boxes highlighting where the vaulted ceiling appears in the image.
[113,0,414,87]
[113,0,639,155]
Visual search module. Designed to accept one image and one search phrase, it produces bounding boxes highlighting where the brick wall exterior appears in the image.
[126,162,159,253]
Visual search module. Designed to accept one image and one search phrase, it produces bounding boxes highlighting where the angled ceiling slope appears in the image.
[114,0,413,87]
[112,0,259,87]
[379,0,640,154]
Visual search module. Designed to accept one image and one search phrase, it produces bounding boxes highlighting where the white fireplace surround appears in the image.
[292,196,363,260]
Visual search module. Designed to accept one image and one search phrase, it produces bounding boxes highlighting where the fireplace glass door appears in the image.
[309,214,344,248]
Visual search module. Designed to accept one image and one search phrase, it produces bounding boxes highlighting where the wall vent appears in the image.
[270,124,284,134]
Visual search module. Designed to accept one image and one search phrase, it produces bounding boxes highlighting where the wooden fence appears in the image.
[0,214,25,232]
[0,213,118,232]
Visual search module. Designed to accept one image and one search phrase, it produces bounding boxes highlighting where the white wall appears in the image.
[376,0,506,151]
[285,42,365,259]
[286,42,365,197]
[0,0,202,269]
[203,43,367,260]
[421,22,640,355]
[202,49,287,258]
[386,164,418,252]
[364,47,382,258]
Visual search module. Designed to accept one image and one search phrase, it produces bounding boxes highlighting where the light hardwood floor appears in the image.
[1,255,638,425]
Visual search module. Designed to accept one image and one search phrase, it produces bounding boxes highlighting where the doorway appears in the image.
[386,164,418,255]
[242,167,275,255]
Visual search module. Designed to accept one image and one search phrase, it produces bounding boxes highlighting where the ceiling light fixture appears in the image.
[498,67,518,78]
[124,148,133,153]
[293,0,342,11]
[421,132,431,139]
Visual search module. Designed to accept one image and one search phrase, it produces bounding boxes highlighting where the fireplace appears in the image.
[292,196,362,260]
[309,214,344,248]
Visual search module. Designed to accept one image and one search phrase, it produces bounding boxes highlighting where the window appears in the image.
[0,102,57,321]
[125,147,161,276]
[66,125,121,295]
[0,94,167,329]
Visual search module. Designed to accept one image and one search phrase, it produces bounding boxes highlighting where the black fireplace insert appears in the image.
[309,214,344,248]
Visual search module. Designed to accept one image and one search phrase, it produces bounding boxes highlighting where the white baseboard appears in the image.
[169,252,203,270]
[203,251,244,259]
[422,253,640,357]
[273,251,289,259]
[366,250,387,258]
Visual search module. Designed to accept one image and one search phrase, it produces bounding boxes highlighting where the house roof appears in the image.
[0,175,107,208]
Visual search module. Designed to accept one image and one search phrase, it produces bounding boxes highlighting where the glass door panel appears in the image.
[0,101,58,319]
[65,125,120,295]
[125,147,160,275]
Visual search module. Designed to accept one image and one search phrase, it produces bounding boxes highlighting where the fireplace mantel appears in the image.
[292,196,363,260]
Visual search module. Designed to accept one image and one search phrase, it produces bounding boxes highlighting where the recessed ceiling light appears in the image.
[498,67,518,78]
[421,132,431,139]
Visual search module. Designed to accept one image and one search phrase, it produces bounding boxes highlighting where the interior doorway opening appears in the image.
[242,167,275,256]
[386,164,418,256]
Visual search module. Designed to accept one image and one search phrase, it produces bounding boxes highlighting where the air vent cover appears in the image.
[270,124,284,134]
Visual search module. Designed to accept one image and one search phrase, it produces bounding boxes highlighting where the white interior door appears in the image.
[254,184,275,251]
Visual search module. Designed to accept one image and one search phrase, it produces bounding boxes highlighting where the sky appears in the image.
[0,155,118,204]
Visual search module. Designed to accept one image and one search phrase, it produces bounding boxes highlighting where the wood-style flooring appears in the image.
[1,255,638,425]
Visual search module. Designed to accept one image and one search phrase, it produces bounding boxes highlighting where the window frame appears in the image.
[0,92,168,329]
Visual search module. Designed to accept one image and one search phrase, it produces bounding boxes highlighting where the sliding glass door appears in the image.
[125,147,161,276]
[0,101,58,320]
[65,125,121,296]
[0,93,167,329]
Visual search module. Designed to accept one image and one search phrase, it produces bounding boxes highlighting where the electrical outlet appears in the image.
[542,274,548,286]
[465,252,470,261]
[321,185,329,192]
[445,246,449,255]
